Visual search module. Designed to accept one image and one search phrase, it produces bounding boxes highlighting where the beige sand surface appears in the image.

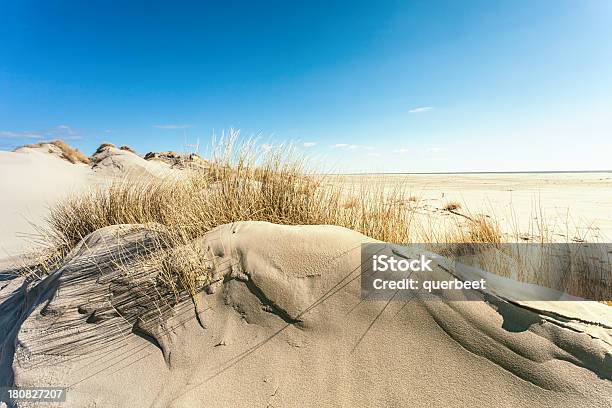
[330,172,612,241]
[0,149,94,258]
[1,222,610,407]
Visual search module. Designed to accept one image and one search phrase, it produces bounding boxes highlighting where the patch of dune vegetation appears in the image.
[29,131,610,302]
[40,134,411,259]
[120,145,137,154]
[94,142,116,154]
[443,201,461,211]
[31,134,413,297]
[21,139,91,164]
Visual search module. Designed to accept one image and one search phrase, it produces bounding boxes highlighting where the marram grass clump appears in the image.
[36,134,413,275]
[30,132,610,302]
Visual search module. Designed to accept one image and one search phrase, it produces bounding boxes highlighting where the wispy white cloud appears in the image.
[393,146,445,155]
[303,142,317,147]
[153,124,192,129]
[0,125,81,140]
[409,106,433,114]
[393,148,410,154]
[331,143,374,150]
[0,130,42,139]
[55,125,80,139]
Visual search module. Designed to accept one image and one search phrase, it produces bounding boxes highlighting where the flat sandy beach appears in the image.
[333,172,612,241]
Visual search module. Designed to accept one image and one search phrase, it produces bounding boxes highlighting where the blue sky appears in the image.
[1,0,611,172]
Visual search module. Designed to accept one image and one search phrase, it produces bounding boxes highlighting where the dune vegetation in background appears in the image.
[28,132,610,303]
[21,139,91,164]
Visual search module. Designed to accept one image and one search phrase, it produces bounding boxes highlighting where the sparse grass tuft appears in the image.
[95,142,116,154]
[342,196,360,209]
[443,201,461,211]
[19,140,90,164]
[50,140,91,164]
[466,215,501,245]
[120,145,137,154]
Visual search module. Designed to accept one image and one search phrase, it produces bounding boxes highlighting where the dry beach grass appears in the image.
[21,139,91,164]
[25,134,611,302]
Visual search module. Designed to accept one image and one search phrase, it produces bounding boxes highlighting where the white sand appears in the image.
[0,149,94,257]
[330,172,612,241]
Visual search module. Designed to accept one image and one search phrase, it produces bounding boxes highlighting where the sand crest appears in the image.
[91,145,179,179]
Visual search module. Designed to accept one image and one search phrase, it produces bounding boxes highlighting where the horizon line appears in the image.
[329,170,612,176]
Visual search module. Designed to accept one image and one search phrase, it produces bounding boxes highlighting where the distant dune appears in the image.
[0,141,203,257]
[90,143,181,178]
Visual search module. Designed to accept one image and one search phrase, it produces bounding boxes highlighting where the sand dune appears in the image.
[91,145,180,179]
[0,145,181,258]
[1,222,610,407]
[0,148,94,257]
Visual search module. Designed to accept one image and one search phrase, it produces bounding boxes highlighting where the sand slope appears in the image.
[2,222,610,407]
[0,149,94,257]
